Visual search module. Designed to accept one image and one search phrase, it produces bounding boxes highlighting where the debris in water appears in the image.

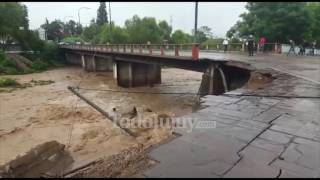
[0,141,74,178]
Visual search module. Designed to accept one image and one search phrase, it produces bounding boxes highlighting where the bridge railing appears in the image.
[59,43,200,60]
[200,42,282,53]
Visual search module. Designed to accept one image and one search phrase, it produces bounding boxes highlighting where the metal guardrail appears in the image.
[200,43,282,53]
[4,50,39,54]
[61,42,317,58]
[59,43,201,60]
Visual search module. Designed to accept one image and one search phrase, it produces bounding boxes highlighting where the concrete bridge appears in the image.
[59,44,253,95]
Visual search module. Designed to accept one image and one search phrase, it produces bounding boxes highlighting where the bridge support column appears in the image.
[81,55,86,69]
[116,61,161,88]
[82,55,96,72]
[198,63,227,96]
[64,53,82,65]
[95,56,113,71]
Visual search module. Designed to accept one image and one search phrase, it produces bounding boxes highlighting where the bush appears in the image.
[63,36,85,44]
[0,52,18,74]
[30,58,50,71]
[0,77,19,87]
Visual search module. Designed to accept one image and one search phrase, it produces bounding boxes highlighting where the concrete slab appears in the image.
[147,137,237,176]
[223,156,280,178]
[239,145,280,164]
[271,159,318,178]
[140,66,320,178]
[259,130,293,144]
[250,138,285,153]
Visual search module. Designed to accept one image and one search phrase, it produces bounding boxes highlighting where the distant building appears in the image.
[37,27,46,41]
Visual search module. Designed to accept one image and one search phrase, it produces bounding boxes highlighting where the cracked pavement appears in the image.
[137,54,320,178]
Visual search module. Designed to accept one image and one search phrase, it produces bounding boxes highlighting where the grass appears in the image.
[0,77,19,87]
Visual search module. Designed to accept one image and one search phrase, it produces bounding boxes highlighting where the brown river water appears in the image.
[0,66,203,173]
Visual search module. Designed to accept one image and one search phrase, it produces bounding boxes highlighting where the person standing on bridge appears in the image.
[259,36,266,53]
[311,40,316,56]
[247,35,254,56]
[287,39,296,56]
[223,38,229,53]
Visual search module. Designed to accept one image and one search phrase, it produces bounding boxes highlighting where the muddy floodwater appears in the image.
[0,66,203,175]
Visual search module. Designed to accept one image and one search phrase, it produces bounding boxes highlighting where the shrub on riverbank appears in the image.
[0,77,19,87]
[0,40,67,75]
[0,52,19,74]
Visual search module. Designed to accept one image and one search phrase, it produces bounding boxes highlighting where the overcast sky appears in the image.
[22,2,247,38]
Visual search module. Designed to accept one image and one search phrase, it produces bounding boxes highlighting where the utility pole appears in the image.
[78,7,90,25]
[109,2,112,43]
[194,1,198,43]
[170,15,173,29]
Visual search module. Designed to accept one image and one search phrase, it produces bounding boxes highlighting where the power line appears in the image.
[74,87,320,99]
[194,2,198,43]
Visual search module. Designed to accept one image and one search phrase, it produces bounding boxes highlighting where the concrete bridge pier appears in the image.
[115,61,161,88]
[82,55,96,72]
[65,53,82,65]
[199,63,227,96]
[80,55,114,72]
[95,56,113,72]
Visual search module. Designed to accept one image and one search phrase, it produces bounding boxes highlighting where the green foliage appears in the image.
[30,58,50,71]
[0,2,29,50]
[158,21,172,41]
[227,2,312,43]
[0,77,18,87]
[99,23,129,44]
[125,15,162,43]
[16,30,44,51]
[82,20,101,43]
[63,36,85,44]
[39,41,59,61]
[0,51,17,74]
[171,30,192,44]
[202,38,224,46]
[41,19,64,42]
[64,20,77,36]
[97,2,108,26]
[305,2,320,43]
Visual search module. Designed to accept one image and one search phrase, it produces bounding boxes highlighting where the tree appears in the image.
[96,2,108,26]
[171,30,192,44]
[227,2,310,43]
[192,26,213,43]
[41,20,64,42]
[125,15,162,43]
[82,19,101,43]
[158,21,172,42]
[305,2,320,43]
[0,2,29,50]
[99,23,129,44]
[15,30,44,51]
[199,26,213,39]
[64,20,77,36]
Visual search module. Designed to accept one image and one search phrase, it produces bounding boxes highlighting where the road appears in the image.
[137,52,320,178]
[199,52,320,84]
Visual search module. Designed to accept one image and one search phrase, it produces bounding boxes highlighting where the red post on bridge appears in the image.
[192,43,200,60]
[160,45,165,55]
[175,45,179,56]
